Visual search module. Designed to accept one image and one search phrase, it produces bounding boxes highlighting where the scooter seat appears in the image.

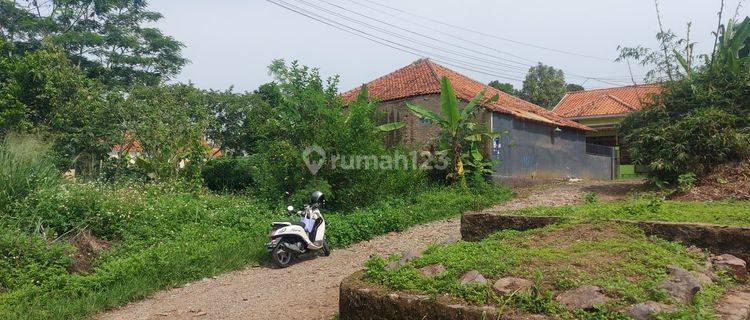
[272,221,306,229]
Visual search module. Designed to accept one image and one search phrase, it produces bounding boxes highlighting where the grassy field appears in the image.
[511,196,750,226]
[364,221,737,319]
[0,183,513,320]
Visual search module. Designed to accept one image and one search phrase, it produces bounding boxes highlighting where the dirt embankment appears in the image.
[677,159,750,201]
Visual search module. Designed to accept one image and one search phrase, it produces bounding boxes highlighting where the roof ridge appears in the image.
[421,61,581,128]
[422,59,443,85]
[565,83,661,95]
[426,60,548,112]
[340,58,434,98]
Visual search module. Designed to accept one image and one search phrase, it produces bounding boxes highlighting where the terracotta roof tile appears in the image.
[342,59,592,131]
[553,84,662,119]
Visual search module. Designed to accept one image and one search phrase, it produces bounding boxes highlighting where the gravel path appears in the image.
[96,180,640,320]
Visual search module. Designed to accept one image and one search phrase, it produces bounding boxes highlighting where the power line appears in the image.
[344,0,538,65]
[264,0,525,81]
[267,0,644,85]
[281,0,527,79]
[319,0,535,68]
[313,0,645,83]
[345,0,645,82]
[359,0,612,61]
[289,0,531,74]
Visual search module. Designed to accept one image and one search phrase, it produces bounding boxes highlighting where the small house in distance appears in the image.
[553,84,661,177]
[343,58,617,181]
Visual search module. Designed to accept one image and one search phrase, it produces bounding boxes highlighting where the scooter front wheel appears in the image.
[272,241,294,268]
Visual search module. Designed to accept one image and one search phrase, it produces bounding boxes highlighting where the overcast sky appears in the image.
[149,0,748,93]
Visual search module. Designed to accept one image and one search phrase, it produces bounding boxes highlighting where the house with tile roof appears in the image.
[343,59,616,181]
[553,84,661,176]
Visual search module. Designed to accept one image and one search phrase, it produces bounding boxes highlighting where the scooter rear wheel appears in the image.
[272,241,294,268]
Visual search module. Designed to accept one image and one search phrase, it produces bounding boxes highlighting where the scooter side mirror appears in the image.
[287,205,294,212]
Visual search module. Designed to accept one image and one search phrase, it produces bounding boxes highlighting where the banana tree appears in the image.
[462,129,502,181]
[405,76,498,184]
[678,17,750,76]
[714,17,750,73]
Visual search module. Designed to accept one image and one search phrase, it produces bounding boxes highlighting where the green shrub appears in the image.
[248,140,307,203]
[622,105,749,184]
[619,18,750,186]
[583,192,598,204]
[0,43,120,173]
[288,179,333,207]
[0,134,59,210]
[201,156,255,191]
[0,227,73,292]
[245,61,428,210]
[16,182,119,238]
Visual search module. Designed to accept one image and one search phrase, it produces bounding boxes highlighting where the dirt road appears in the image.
[97,180,640,320]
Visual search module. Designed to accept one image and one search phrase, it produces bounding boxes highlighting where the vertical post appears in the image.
[612,146,619,180]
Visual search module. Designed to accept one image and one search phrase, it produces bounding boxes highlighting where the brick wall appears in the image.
[374,94,491,150]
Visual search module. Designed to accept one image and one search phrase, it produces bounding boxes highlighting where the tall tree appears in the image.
[122,84,212,180]
[0,0,187,87]
[205,89,274,155]
[255,82,283,107]
[520,63,567,109]
[488,80,519,96]
[0,39,121,170]
[565,83,585,92]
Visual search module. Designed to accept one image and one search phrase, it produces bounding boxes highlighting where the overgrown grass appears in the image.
[510,195,750,226]
[0,134,59,210]
[0,182,512,319]
[364,222,735,319]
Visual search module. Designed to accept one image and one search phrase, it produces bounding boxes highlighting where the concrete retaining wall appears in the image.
[633,220,750,263]
[460,212,750,262]
[460,213,564,241]
[339,271,542,320]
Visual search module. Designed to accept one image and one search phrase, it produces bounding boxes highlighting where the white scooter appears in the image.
[266,191,330,267]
